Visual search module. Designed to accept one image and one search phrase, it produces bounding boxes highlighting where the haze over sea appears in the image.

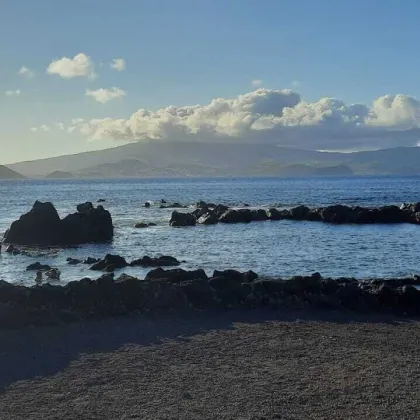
[0,176,419,286]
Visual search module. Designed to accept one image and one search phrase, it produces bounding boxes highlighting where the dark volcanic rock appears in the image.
[130,255,181,267]
[212,269,258,283]
[90,254,128,271]
[4,201,61,246]
[60,204,113,245]
[83,257,100,265]
[134,222,149,229]
[26,262,52,271]
[198,212,219,225]
[170,211,196,227]
[145,268,208,284]
[179,279,214,308]
[4,201,113,246]
[67,257,82,265]
[76,202,94,213]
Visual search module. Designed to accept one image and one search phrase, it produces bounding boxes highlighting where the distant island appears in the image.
[45,171,73,179]
[0,165,25,180]
[5,142,420,178]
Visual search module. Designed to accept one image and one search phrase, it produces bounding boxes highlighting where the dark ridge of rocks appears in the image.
[3,201,113,246]
[130,256,181,267]
[169,201,420,227]
[2,270,420,329]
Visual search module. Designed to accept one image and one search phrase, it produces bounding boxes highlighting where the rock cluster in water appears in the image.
[3,201,113,246]
[1,269,420,329]
[169,201,420,227]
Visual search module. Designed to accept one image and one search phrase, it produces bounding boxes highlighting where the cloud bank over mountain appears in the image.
[56,89,420,151]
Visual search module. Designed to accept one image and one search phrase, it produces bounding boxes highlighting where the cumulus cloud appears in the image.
[40,124,50,132]
[252,79,263,87]
[85,87,126,103]
[63,88,420,150]
[5,89,21,96]
[30,127,38,132]
[18,66,34,79]
[110,58,126,71]
[47,53,96,79]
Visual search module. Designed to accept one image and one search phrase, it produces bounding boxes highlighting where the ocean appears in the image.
[1,176,420,286]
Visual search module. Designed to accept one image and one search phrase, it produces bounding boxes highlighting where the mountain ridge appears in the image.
[6,142,420,177]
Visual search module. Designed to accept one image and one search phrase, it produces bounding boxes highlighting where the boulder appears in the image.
[219,209,252,223]
[289,205,311,220]
[67,257,82,265]
[76,202,94,213]
[3,201,113,246]
[170,211,196,227]
[212,269,258,283]
[134,222,149,229]
[179,279,215,308]
[198,212,219,225]
[60,204,113,245]
[45,268,61,280]
[145,268,208,284]
[4,201,61,246]
[90,254,128,271]
[83,257,100,265]
[266,208,287,221]
[26,262,51,271]
[144,201,151,208]
[130,255,181,267]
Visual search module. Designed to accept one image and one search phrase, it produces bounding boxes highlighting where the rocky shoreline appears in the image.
[170,200,420,226]
[1,266,420,329]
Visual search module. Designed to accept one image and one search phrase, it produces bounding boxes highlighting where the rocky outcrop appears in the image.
[1,270,420,329]
[3,201,113,246]
[169,211,196,227]
[90,254,128,272]
[168,201,420,228]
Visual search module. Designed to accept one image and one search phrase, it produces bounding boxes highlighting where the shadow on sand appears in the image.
[0,307,415,391]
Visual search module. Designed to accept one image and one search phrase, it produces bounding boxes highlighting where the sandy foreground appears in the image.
[1,308,420,420]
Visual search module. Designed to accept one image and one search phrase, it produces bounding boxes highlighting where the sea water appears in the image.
[0,176,419,285]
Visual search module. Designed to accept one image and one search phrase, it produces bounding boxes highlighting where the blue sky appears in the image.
[1,0,420,163]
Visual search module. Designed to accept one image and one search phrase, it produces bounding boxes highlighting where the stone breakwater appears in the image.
[170,201,420,226]
[1,268,420,329]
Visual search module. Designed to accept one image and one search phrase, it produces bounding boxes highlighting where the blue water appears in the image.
[0,176,420,286]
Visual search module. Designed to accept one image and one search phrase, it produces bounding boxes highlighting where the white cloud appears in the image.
[67,126,76,133]
[68,89,420,150]
[85,87,126,103]
[291,80,301,89]
[46,53,96,79]
[5,89,21,96]
[110,58,126,71]
[252,79,263,87]
[56,122,65,130]
[30,127,38,132]
[40,124,50,132]
[18,66,35,79]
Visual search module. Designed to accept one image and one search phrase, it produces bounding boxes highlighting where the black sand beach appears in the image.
[1,308,420,420]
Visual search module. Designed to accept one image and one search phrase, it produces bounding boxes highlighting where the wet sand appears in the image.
[1,308,420,420]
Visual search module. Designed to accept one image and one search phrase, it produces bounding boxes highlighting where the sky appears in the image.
[2,0,420,164]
